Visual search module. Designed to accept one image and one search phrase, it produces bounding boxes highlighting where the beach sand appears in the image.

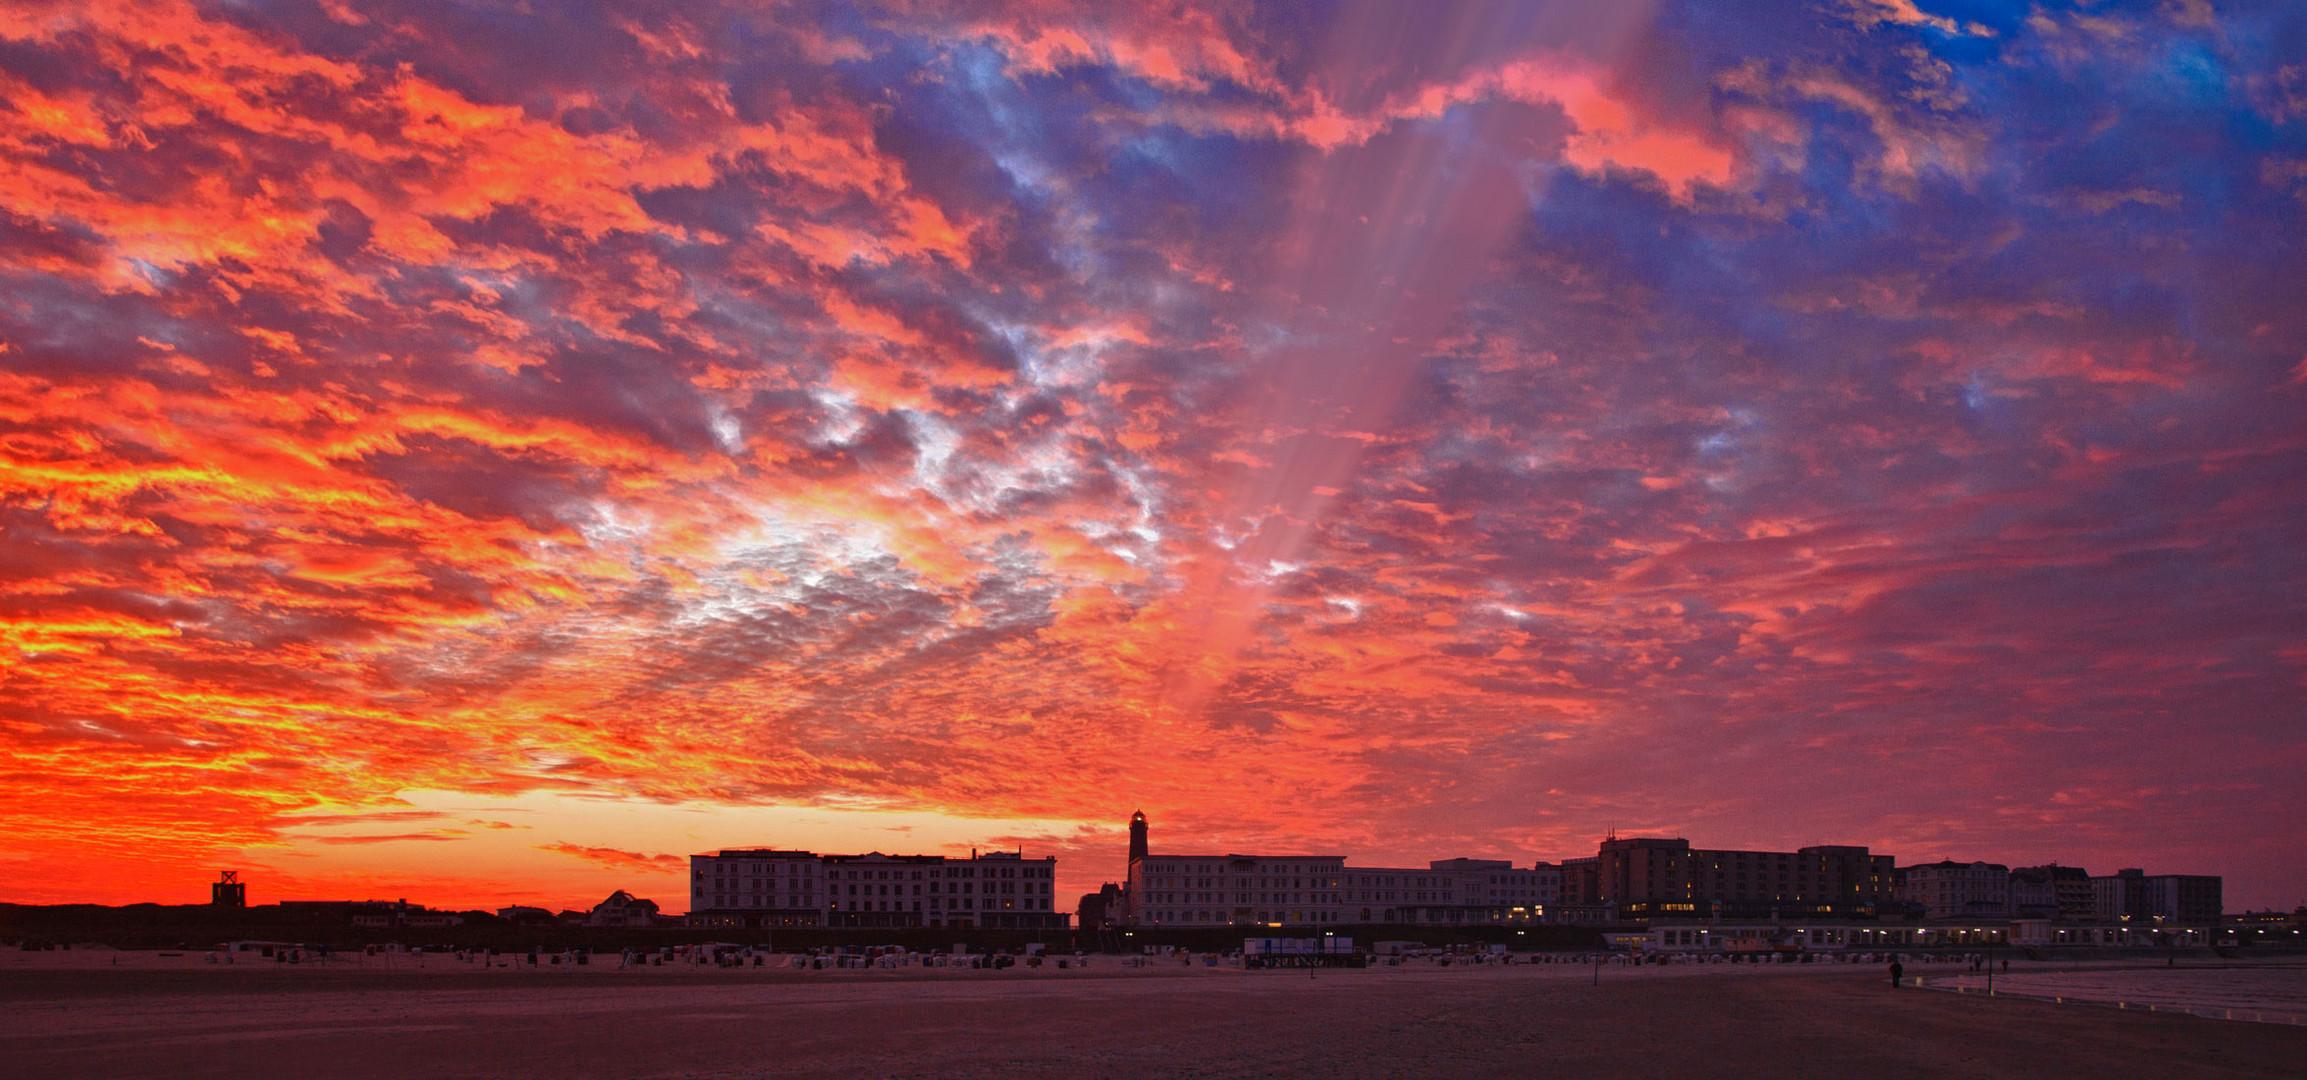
[2,953,2301,1079]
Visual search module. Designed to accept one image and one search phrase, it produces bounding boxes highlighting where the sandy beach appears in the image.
[3,952,2302,1079]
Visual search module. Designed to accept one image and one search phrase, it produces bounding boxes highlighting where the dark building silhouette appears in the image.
[588,890,660,927]
[211,870,245,908]
[1564,837,1895,920]
[2093,868,2222,926]
[1088,815,1150,928]
[1077,882,1126,930]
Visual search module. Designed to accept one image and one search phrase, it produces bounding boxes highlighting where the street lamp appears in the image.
[1986,933,1996,995]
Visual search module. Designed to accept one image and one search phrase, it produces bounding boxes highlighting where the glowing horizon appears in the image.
[2,0,2303,915]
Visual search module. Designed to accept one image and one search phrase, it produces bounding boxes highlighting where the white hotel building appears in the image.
[689,848,1065,930]
[1129,852,1351,927]
[825,850,1064,930]
[688,849,825,928]
[1121,813,1561,928]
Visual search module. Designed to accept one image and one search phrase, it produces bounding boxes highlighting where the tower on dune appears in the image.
[211,870,245,908]
[1129,810,1148,865]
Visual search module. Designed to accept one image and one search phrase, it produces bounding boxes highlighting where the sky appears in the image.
[1,0,2303,915]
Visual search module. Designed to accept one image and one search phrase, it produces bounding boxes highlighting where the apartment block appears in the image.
[1562,838,1895,919]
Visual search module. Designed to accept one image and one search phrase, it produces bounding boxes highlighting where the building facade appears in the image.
[688,849,827,928]
[2089,869,2222,926]
[690,847,1064,930]
[1120,813,1559,927]
[1528,862,1564,907]
[1900,860,2013,920]
[2009,863,2095,922]
[1107,815,2224,933]
[826,849,1065,930]
[2143,874,2224,926]
[1431,858,1549,922]
[1564,837,1896,919]
[822,852,942,928]
[2094,868,2149,922]
[1338,865,1469,925]
[1124,810,1351,927]
[1130,851,1349,927]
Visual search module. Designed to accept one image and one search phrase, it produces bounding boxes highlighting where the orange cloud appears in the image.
[537,843,685,874]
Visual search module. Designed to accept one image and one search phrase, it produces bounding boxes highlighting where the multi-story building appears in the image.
[1560,855,1601,906]
[1429,859,1549,922]
[2009,867,2057,920]
[823,852,945,929]
[827,849,1065,930]
[1565,837,1896,920]
[968,851,1066,929]
[2009,864,2094,921]
[1129,853,1348,927]
[1120,813,1567,927]
[2050,865,2099,922]
[1125,810,1350,927]
[1338,865,1471,925]
[1900,861,2012,920]
[2093,869,2221,926]
[690,847,1066,930]
[688,849,826,928]
[2094,868,2149,922]
[1529,862,1564,908]
[2144,874,2223,926]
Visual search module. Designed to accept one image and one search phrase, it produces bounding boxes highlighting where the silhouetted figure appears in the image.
[1889,960,1904,988]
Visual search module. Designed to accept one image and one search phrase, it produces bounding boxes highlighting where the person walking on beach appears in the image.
[1889,960,1904,988]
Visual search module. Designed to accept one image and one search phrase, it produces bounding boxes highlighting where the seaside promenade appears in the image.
[3,951,2302,1079]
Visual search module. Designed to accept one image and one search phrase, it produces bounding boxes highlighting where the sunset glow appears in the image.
[2,0,2302,912]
